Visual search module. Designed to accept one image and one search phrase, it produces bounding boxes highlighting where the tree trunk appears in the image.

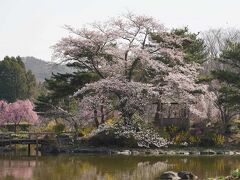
[154,100,162,122]
[100,105,105,124]
[73,122,79,133]
[94,108,99,128]
[122,109,134,125]
[123,113,130,125]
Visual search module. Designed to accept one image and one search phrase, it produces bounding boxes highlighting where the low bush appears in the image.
[232,169,240,178]
[212,134,225,146]
[159,124,226,147]
[173,131,189,145]
[80,127,96,137]
[1,123,31,132]
[188,135,200,146]
[87,115,170,148]
[53,123,65,134]
[87,130,138,148]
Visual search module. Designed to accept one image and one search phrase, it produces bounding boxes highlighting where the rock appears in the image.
[158,150,165,154]
[235,151,240,155]
[56,134,74,147]
[216,151,225,155]
[178,171,198,179]
[180,142,189,147]
[200,149,216,155]
[140,149,164,155]
[177,151,190,155]
[73,148,110,154]
[39,135,61,154]
[224,151,235,155]
[225,176,236,180]
[117,150,131,155]
[144,150,151,155]
[228,125,239,133]
[159,171,180,180]
[189,151,200,155]
[146,150,159,155]
[166,151,176,155]
[40,143,59,154]
[131,150,140,155]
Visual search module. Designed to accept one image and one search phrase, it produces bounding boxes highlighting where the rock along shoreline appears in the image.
[58,147,240,156]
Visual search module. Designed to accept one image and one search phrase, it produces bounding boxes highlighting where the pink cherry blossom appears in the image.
[0,100,38,126]
[54,13,218,124]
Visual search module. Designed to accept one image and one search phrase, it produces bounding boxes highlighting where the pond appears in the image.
[0,154,239,179]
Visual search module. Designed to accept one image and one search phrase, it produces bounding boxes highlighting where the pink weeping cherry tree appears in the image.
[0,100,38,132]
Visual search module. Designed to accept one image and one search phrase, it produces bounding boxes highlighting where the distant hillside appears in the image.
[21,57,74,82]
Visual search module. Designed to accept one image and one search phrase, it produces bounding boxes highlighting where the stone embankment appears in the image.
[69,148,240,156]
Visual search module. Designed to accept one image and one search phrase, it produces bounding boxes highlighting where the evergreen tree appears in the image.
[212,41,240,131]
[171,27,208,63]
[35,71,100,115]
[0,56,37,102]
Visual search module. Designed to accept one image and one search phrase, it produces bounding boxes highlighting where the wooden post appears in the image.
[14,134,17,155]
[36,134,39,156]
[9,134,12,147]
[1,134,3,147]
[28,144,31,156]
[28,133,31,156]
[8,155,11,167]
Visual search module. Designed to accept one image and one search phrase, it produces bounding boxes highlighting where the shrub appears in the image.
[105,118,115,126]
[212,134,225,146]
[165,125,178,138]
[88,116,171,148]
[159,128,171,140]
[44,121,57,132]
[228,119,240,133]
[232,169,240,178]
[53,123,65,134]
[173,131,189,145]
[88,130,138,148]
[3,123,31,132]
[199,130,216,146]
[189,135,200,145]
[196,75,212,83]
[80,127,96,137]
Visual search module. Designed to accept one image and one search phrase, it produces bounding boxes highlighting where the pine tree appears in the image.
[212,41,240,131]
[35,71,100,115]
[171,27,208,63]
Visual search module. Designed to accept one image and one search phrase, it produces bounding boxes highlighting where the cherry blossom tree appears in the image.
[74,77,159,124]
[0,100,38,132]
[53,13,186,80]
[157,63,218,120]
[53,13,216,126]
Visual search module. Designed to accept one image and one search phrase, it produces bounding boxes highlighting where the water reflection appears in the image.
[0,155,239,179]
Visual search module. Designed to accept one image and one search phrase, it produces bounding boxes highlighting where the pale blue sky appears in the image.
[1,0,240,61]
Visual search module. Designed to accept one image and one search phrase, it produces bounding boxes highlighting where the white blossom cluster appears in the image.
[89,121,171,148]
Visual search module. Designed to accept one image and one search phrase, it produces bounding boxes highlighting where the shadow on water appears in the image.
[0,154,239,179]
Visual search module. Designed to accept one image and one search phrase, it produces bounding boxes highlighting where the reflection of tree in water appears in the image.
[32,156,168,180]
[0,159,36,179]
[0,155,240,179]
[112,161,167,180]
